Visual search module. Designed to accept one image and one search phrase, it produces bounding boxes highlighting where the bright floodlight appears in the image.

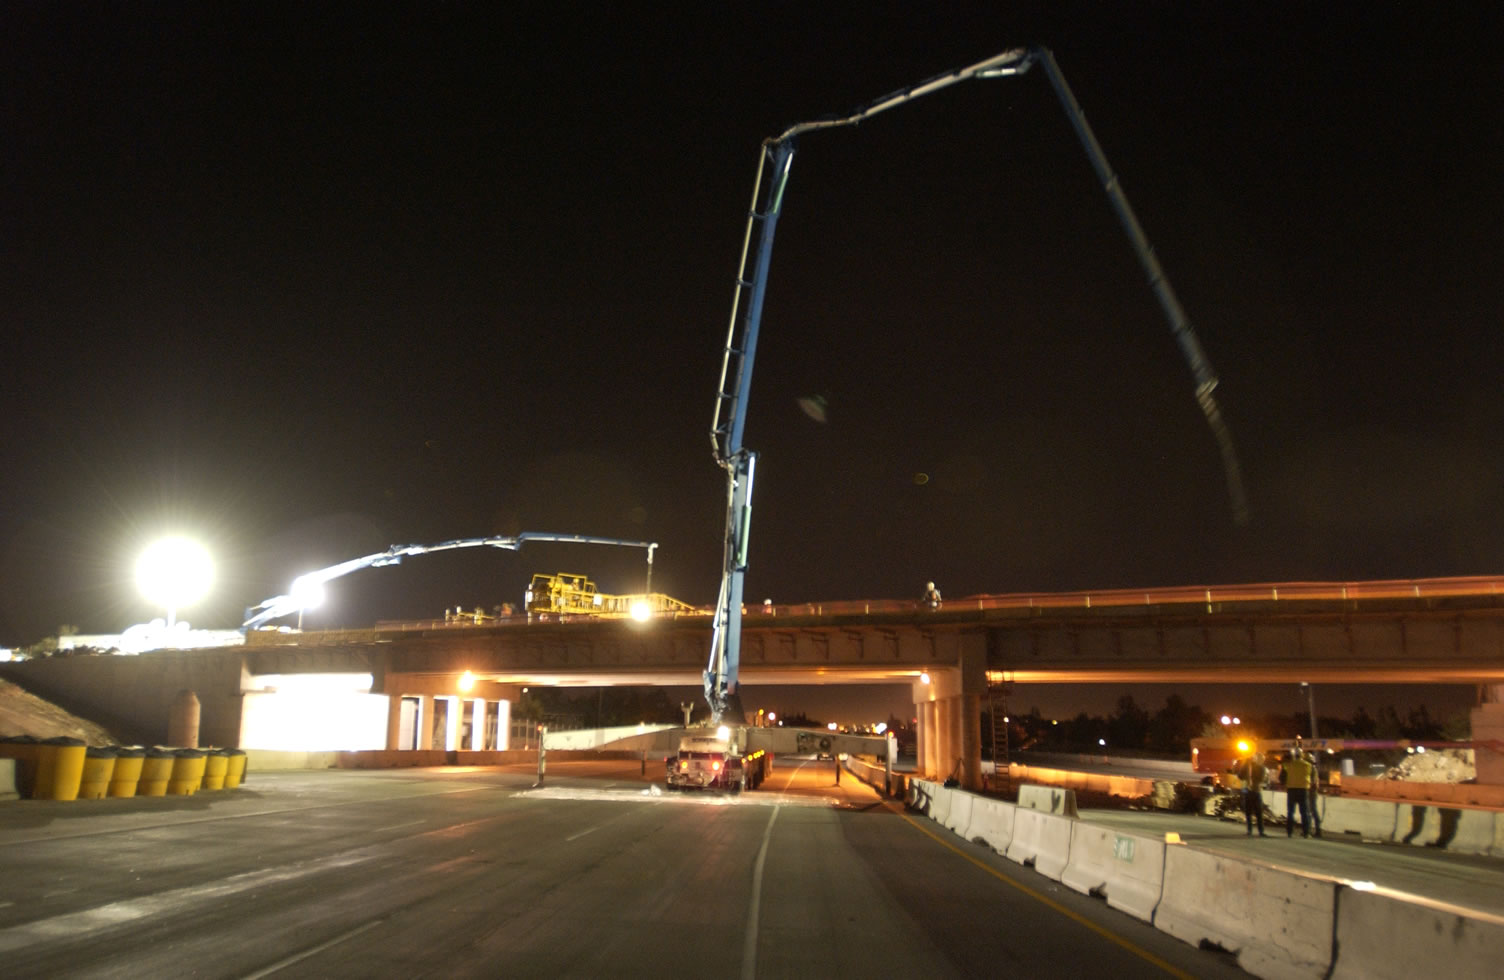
[136,537,213,627]
[290,574,326,610]
[715,725,730,741]
[629,600,652,622]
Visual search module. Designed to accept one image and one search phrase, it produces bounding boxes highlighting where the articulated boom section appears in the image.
[244,532,657,631]
[704,44,1247,722]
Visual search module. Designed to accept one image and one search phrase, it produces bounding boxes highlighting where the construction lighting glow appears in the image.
[290,575,325,610]
[1220,715,1232,725]
[629,600,652,622]
[827,722,838,731]
[874,722,887,734]
[919,672,930,685]
[458,670,475,693]
[136,537,214,624]
[1237,740,1251,753]
[716,725,730,740]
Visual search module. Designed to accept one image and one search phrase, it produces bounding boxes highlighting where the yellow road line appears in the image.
[888,802,1194,980]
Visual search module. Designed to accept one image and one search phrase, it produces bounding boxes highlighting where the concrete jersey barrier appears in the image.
[1005,806,1074,880]
[1329,886,1504,980]
[943,789,974,839]
[1018,782,1079,817]
[1060,821,1166,923]
[1154,844,1336,978]
[966,796,1015,854]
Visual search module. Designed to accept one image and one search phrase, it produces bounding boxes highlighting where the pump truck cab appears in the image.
[665,727,770,792]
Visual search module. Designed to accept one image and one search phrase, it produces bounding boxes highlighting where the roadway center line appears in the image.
[887,801,1193,979]
[565,825,599,841]
[741,804,780,980]
[238,918,384,980]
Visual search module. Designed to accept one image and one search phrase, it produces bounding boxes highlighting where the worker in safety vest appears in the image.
[1236,752,1268,836]
[922,581,942,609]
[1280,748,1315,838]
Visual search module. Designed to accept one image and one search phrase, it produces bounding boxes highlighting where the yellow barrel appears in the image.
[168,749,207,795]
[0,735,42,798]
[109,748,145,798]
[39,737,87,801]
[139,748,175,796]
[78,746,117,800]
[201,750,229,790]
[223,749,248,789]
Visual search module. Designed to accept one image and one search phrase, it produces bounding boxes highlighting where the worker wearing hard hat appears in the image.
[1280,748,1316,838]
[1237,752,1269,836]
[922,581,942,610]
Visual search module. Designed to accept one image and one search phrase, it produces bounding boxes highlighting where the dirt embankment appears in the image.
[0,678,116,744]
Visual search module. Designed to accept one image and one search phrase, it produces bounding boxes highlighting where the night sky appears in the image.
[4,5,1501,718]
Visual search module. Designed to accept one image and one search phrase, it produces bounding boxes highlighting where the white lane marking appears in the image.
[0,853,373,954]
[565,825,599,842]
[741,804,781,980]
[238,918,383,979]
[372,819,427,833]
[0,785,497,849]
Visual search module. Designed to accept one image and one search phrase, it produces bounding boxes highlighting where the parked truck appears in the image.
[665,726,770,792]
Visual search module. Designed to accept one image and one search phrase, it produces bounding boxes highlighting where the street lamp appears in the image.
[1300,682,1318,739]
[135,537,213,629]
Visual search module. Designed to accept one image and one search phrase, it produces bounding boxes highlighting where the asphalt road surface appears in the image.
[0,760,1248,978]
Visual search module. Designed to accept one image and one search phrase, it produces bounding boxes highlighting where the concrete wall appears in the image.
[1,650,247,746]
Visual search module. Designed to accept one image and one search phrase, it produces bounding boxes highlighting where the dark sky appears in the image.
[3,4,1502,721]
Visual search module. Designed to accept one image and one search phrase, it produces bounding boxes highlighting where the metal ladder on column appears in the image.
[987,674,1012,796]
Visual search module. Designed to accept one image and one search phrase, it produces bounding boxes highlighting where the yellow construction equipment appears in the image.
[524,572,698,619]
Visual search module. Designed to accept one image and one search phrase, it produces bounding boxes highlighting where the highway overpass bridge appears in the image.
[5,576,1503,791]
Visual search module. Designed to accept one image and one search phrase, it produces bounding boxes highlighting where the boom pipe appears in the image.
[243,532,657,630]
[704,44,1251,720]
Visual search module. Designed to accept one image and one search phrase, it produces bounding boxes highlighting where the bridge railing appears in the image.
[749,575,1504,620]
[359,575,1504,634]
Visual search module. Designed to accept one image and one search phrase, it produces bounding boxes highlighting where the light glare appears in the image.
[136,537,214,611]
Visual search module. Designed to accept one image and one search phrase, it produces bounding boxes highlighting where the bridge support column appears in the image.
[959,692,981,792]
[920,700,938,779]
[936,698,955,781]
[1473,685,1504,785]
[416,695,434,750]
[469,698,485,750]
[385,693,403,751]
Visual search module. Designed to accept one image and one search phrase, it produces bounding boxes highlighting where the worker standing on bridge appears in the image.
[1281,748,1315,837]
[1238,752,1268,836]
[922,581,942,610]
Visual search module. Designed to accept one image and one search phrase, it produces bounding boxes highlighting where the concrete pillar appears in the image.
[168,690,200,748]
[497,699,512,751]
[914,702,927,779]
[1472,685,1504,785]
[385,693,403,751]
[959,692,982,792]
[922,700,939,779]
[443,696,461,751]
[470,698,485,750]
[417,695,434,750]
[936,698,954,781]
